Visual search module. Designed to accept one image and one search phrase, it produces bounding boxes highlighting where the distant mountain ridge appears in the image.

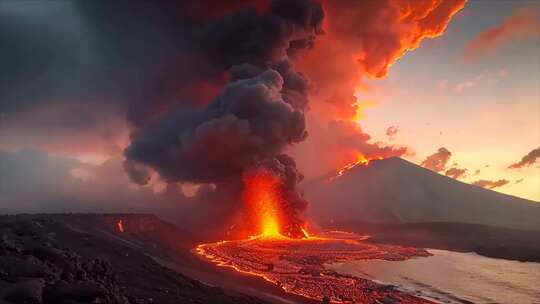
[305,157,540,231]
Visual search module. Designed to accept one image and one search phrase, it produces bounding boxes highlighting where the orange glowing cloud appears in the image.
[292,1,464,176]
[299,0,466,117]
[321,0,467,79]
[462,8,540,64]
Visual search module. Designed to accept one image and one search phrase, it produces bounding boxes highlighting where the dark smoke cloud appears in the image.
[122,0,324,235]
[445,167,467,180]
[472,179,510,189]
[508,147,540,169]
[125,68,308,184]
[421,147,452,173]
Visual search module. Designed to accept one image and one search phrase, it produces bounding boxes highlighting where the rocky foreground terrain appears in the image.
[0,214,268,304]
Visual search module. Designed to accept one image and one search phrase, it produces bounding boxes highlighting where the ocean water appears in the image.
[327,249,540,304]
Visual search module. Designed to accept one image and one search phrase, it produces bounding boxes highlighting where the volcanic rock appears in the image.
[0,214,270,304]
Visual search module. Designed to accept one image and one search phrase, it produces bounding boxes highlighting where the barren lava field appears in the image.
[196,232,434,303]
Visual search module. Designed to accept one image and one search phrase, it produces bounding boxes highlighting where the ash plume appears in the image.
[124,0,324,235]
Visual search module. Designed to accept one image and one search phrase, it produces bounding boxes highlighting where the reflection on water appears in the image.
[327,249,540,304]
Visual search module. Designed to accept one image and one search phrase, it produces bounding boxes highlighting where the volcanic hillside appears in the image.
[306,157,540,231]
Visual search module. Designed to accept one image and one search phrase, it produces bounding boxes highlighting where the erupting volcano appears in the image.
[197,166,433,303]
[5,0,540,304]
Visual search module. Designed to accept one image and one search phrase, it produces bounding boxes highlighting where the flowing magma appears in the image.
[332,153,384,180]
[196,165,433,303]
[196,231,433,303]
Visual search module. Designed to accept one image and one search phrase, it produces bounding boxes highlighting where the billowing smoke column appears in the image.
[121,0,466,237]
[124,0,323,237]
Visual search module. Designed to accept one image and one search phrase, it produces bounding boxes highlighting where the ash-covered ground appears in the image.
[0,214,269,304]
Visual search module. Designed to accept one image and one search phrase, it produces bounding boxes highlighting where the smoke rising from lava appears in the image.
[124,0,324,236]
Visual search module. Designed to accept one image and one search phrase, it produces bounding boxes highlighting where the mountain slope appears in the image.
[305,157,540,231]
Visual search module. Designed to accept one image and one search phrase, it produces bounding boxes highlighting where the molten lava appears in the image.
[243,169,307,239]
[196,168,433,303]
[116,219,125,233]
[332,154,384,180]
[196,231,433,303]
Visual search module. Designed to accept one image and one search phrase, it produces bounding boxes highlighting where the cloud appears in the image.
[386,125,399,140]
[453,69,507,93]
[472,179,510,189]
[421,147,452,172]
[454,74,483,93]
[287,0,464,175]
[508,147,540,169]
[515,178,524,184]
[297,0,466,117]
[462,8,540,63]
[328,120,410,159]
[0,148,159,213]
[0,148,238,236]
[320,0,467,79]
[445,167,467,179]
[473,169,481,176]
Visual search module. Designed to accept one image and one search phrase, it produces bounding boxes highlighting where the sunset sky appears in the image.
[0,0,539,214]
[345,0,540,201]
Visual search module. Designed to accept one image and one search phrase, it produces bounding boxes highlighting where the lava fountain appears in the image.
[243,169,308,239]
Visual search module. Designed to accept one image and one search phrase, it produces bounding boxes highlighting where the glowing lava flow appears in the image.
[195,165,432,302]
[116,220,125,233]
[331,154,383,180]
[196,232,433,303]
